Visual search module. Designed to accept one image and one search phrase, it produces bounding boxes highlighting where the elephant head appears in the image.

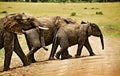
[4,13,48,34]
[81,21,104,50]
[0,13,32,71]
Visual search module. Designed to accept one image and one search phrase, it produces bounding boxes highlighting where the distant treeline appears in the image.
[0,0,120,2]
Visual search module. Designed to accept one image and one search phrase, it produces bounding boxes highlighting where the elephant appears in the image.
[21,16,76,62]
[0,13,48,71]
[49,21,104,60]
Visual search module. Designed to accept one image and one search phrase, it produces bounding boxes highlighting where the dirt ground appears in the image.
[0,36,120,76]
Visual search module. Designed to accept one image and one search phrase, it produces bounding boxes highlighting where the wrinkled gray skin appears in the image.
[0,13,48,71]
[49,21,104,60]
[22,16,76,62]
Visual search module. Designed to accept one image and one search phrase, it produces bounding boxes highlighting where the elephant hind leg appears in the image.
[84,39,95,56]
[27,53,36,63]
[61,49,71,60]
[14,35,30,66]
[49,37,59,60]
[27,47,40,63]
[55,49,62,59]
[58,37,71,60]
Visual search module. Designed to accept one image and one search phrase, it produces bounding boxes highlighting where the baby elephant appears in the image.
[49,21,104,59]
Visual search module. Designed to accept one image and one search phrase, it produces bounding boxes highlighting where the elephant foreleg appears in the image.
[75,34,86,58]
[40,29,48,51]
[4,46,13,71]
[84,39,95,56]
[3,32,14,71]
[75,44,83,58]
[14,34,30,66]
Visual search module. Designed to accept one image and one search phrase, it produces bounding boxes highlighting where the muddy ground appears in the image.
[0,36,120,76]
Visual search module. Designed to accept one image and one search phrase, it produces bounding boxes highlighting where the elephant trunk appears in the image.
[100,33,104,50]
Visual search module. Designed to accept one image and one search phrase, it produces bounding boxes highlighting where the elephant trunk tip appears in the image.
[102,46,104,50]
[100,34,104,50]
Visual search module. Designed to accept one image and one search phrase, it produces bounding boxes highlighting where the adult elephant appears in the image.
[49,21,104,60]
[0,13,48,71]
[22,16,76,62]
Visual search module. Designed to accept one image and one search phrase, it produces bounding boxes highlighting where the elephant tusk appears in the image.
[14,32,23,35]
[38,26,49,30]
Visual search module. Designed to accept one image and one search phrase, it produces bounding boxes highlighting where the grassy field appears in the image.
[0,2,120,36]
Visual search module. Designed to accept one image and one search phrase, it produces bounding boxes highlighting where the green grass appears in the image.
[0,2,120,37]
[103,24,120,37]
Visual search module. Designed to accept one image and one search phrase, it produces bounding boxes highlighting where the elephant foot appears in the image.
[49,57,55,60]
[55,52,61,59]
[29,59,37,63]
[32,60,36,63]
[3,67,10,71]
[55,54,60,59]
[23,61,30,66]
[67,54,72,58]
[60,54,71,60]
[75,54,80,58]
[27,54,36,63]
[90,53,95,56]
[23,63,30,66]
[23,57,31,66]
[31,57,37,63]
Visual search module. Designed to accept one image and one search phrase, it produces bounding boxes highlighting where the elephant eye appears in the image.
[92,24,96,27]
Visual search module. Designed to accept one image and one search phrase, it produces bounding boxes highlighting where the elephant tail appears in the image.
[53,35,60,46]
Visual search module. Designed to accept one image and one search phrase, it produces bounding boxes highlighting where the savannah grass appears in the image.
[0,2,120,36]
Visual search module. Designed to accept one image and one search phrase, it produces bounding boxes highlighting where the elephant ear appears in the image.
[54,16,61,25]
[3,14,23,34]
[63,18,76,24]
[29,17,49,30]
[80,21,92,36]
[4,14,18,29]
[81,21,87,24]
[14,14,22,20]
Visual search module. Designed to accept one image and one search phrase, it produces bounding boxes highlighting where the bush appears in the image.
[70,12,76,16]
[0,11,8,14]
[96,11,103,15]
[91,7,94,9]
[84,7,87,9]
